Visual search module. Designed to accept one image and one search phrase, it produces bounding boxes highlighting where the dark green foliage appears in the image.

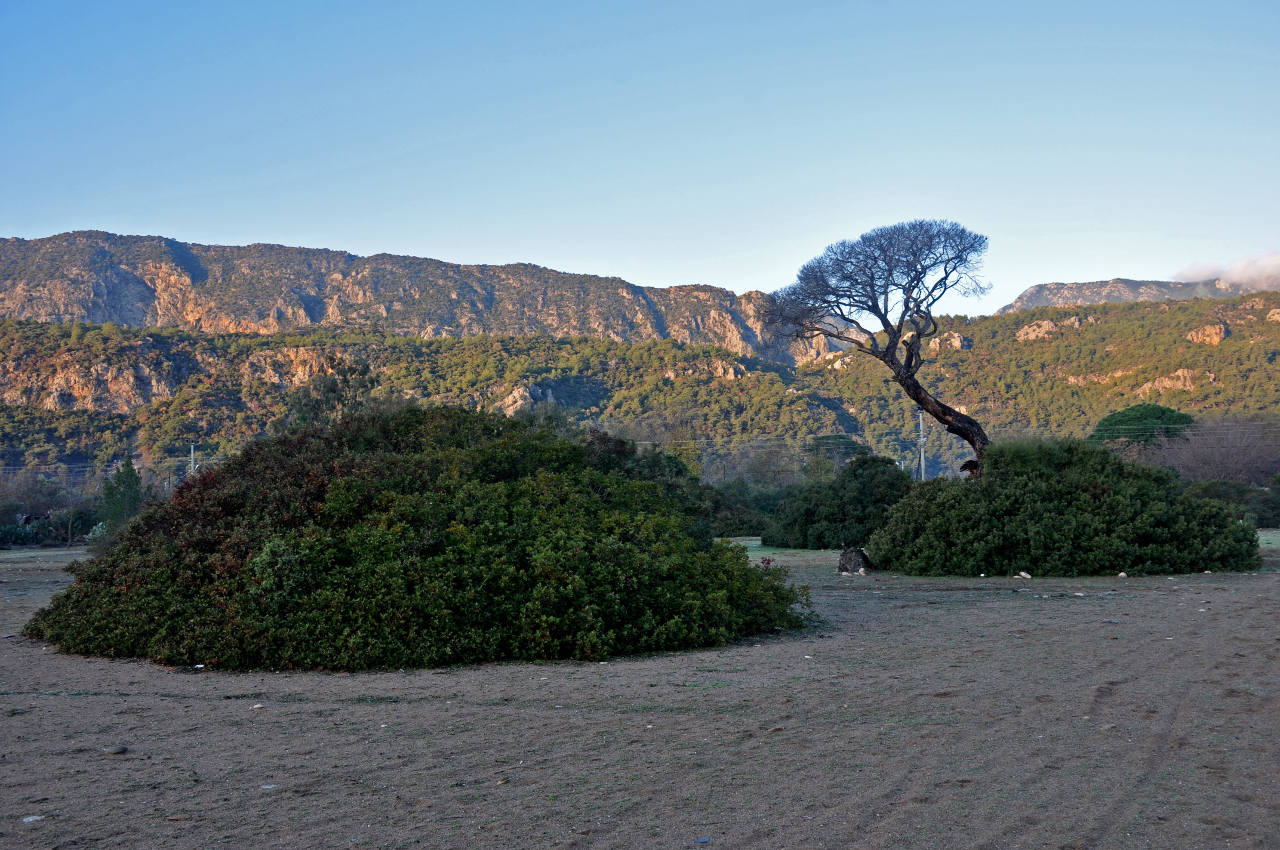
[24,407,806,669]
[99,457,143,531]
[866,438,1259,576]
[1088,404,1195,446]
[1183,478,1280,528]
[762,448,912,549]
[709,479,790,536]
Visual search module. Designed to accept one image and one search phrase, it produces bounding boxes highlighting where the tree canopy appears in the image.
[1088,403,1195,446]
[769,220,994,466]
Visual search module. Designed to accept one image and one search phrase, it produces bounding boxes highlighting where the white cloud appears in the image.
[1174,252,1280,290]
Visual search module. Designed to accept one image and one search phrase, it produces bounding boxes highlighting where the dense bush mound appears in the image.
[762,449,911,549]
[25,407,806,669]
[866,439,1259,577]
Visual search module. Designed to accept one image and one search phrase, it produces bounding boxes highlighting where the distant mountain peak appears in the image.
[997,277,1264,314]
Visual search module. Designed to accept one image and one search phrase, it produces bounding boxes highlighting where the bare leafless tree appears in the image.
[1127,420,1280,485]
[768,220,993,468]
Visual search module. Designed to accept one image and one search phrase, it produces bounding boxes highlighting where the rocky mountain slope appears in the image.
[997,277,1267,313]
[0,231,827,364]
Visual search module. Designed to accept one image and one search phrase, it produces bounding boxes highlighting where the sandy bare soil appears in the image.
[2,538,1278,849]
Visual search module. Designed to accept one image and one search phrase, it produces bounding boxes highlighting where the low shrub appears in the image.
[762,448,911,549]
[1183,479,1280,528]
[866,438,1259,576]
[25,406,807,669]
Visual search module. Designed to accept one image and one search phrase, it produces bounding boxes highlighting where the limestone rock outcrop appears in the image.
[1015,320,1059,342]
[1185,323,1229,345]
[927,331,973,352]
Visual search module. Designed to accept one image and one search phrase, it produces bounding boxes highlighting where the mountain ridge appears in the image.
[0,231,827,364]
[996,276,1269,313]
[6,231,1278,365]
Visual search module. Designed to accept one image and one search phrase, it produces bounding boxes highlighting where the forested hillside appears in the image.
[2,291,1277,484]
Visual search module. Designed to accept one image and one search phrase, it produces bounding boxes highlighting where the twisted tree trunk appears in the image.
[885,358,990,471]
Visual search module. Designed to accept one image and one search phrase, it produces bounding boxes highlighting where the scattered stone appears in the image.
[838,546,877,574]
[1117,572,1127,578]
[102,744,128,755]
[1018,571,1032,579]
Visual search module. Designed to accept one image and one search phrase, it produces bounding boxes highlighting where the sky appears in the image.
[2,0,1277,315]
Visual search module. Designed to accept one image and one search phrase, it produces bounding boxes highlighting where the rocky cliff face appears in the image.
[0,337,195,413]
[0,232,829,364]
[998,277,1265,314]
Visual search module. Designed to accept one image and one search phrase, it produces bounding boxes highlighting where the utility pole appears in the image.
[917,409,927,481]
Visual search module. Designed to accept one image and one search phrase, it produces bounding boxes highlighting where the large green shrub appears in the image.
[25,406,807,669]
[866,438,1258,576]
[762,448,911,549]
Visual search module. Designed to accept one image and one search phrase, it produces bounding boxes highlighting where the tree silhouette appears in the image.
[769,220,992,469]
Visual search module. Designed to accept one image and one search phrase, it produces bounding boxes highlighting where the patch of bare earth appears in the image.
[2,540,1278,849]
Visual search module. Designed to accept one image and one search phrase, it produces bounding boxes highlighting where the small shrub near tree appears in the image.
[1182,477,1280,528]
[866,438,1258,577]
[762,448,911,549]
[25,406,807,670]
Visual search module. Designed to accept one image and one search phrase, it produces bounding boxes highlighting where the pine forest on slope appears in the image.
[1,289,1277,482]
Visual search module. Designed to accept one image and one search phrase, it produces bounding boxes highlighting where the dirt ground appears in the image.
[2,537,1278,850]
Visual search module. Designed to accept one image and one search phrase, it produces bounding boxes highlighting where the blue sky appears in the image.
[2,0,1276,314]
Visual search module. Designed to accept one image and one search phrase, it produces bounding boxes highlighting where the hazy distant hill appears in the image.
[998,277,1266,313]
[0,231,827,364]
